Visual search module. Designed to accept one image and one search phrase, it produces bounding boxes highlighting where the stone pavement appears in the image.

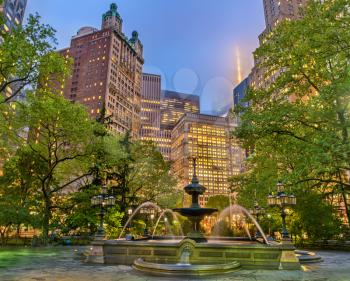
[0,247,350,281]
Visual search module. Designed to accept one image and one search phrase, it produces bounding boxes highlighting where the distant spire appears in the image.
[236,46,242,84]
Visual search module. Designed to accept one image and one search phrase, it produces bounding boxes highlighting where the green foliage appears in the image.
[232,0,350,236]
[0,155,41,245]
[0,14,70,103]
[59,185,101,235]
[0,9,179,243]
[105,209,124,239]
[0,13,71,164]
[290,191,343,242]
[206,195,230,212]
[89,133,178,215]
[11,91,98,242]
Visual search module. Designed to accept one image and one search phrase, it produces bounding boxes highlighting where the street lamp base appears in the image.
[281,237,293,245]
[95,227,105,241]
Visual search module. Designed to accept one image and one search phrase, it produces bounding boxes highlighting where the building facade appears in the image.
[233,77,250,110]
[60,3,144,137]
[140,73,161,141]
[263,0,307,33]
[250,0,308,89]
[171,113,244,206]
[159,90,200,160]
[0,0,27,31]
[140,84,200,161]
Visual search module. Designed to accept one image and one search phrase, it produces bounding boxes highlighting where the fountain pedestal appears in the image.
[173,159,217,242]
[85,238,105,264]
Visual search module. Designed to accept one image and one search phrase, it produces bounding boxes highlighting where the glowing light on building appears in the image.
[171,113,245,206]
[235,46,243,85]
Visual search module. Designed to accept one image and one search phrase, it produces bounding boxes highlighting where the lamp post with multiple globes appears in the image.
[267,182,296,241]
[91,184,116,238]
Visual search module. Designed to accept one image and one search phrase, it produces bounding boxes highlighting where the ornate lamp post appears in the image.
[267,182,296,241]
[91,184,116,238]
[251,200,265,238]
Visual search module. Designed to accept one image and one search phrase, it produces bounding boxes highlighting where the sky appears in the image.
[24,0,265,116]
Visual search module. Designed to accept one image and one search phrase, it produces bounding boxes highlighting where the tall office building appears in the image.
[0,0,27,31]
[233,77,250,111]
[140,85,200,161]
[60,3,144,137]
[159,90,200,160]
[161,91,200,130]
[250,0,308,89]
[140,73,161,141]
[171,113,244,206]
[263,0,307,32]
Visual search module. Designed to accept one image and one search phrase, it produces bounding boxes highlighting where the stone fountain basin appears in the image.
[95,237,301,270]
[173,207,218,217]
[133,258,240,276]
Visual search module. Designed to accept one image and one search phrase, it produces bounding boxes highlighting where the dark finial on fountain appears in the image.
[173,157,217,242]
[192,157,198,181]
[184,158,206,208]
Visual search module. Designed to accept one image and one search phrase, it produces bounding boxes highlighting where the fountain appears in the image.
[173,159,217,242]
[212,204,269,244]
[86,160,304,274]
[118,202,162,239]
[152,209,184,237]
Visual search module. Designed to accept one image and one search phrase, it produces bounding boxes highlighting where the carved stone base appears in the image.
[85,239,105,264]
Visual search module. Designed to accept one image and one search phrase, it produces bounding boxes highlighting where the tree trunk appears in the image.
[16,223,21,245]
[0,226,10,246]
[340,186,350,226]
[42,199,51,245]
[0,232,5,247]
[335,103,350,225]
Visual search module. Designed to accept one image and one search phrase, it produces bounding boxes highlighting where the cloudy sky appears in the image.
[25,0,265,115]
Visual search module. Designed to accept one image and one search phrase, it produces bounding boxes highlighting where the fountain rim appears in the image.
[133,258,241,276]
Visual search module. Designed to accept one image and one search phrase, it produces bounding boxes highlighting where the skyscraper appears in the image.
[60,3,144,137]
[263,0,307,32]
[159,90,200,160]
[171,113,244,206]
[140,83,200,161]
[233,77,250,111]
[0,0,27,31]
[160,91,200,130]
[250,0,308,89]
[140,73,161,142]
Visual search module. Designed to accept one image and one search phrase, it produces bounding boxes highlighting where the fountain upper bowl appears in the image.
[173,207,218,217]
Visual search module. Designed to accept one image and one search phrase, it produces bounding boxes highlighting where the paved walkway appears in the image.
[0,247,350,281]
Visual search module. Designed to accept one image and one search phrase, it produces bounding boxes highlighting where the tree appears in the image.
[233,0,350,227]
[14,91,98,243]
[290,190,343,242]
[94,131,176,213]
[0,155,41,245]
[87,132,178,218]
[206,195,230,212]
[0,12,70,175]
[0,14,69,104]
[56,184,100,236]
